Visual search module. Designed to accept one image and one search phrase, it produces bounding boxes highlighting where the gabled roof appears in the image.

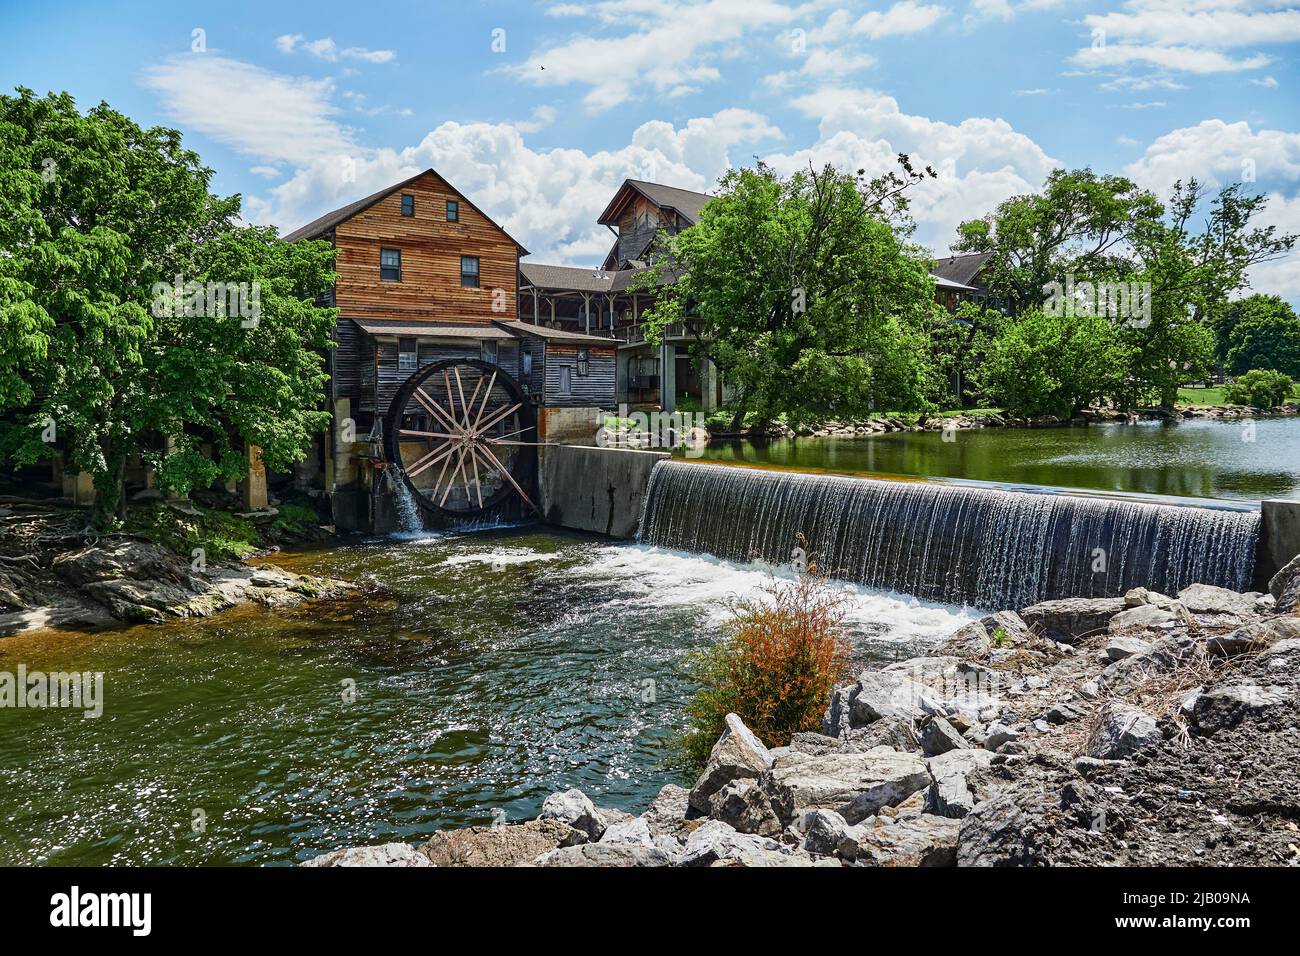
[597,179,712,227]
[281,168,528,253]
[931,252,992,288]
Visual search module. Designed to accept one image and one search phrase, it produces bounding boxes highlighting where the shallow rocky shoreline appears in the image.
[709,401,1300,441]
[0,536,351,636]
[305,554,1300,868]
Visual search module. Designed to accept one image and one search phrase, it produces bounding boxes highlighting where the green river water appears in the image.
[0,528,968,865]
[4,417,1298,865]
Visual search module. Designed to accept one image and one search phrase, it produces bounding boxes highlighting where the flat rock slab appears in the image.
[420,820,581,866]
[1019,597,1126,643]
[302,843,431,867]
[532,843,674,867]
[761,747,930,825]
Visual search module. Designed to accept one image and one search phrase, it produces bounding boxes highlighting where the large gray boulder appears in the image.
[1269,553,1300,611]
[1104,635,1154,660]
[919,715,969,756]
[420,820,582,866]
[926,749,996,818]
[935,621,991,660]
[1019,596,1126,643]
[302,843,431,867]
[679,820,834,867]
[854,813,961,867]
[538,788,605,841]
[707,779,782,837]
[760,747,930,825]
[1087,702,1161,758]
[687,713,773,813]
[1176,583,1261,619]
[790,808,865,860]
[1186,682,1288,735]
[979,610,1034,646]
[1107,603,1187,632]
[598,816,655,847]
[640,784,697,843]
[848,670,944,726]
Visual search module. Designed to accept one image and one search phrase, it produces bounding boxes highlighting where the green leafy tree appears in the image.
[954,168,1159,316]
[1222,369,1295,408]
[975,307,1123,418]
[1124,181,1296,406]
[0,89,335,522]
[1220,294,1300,377]
[634,159,940,428]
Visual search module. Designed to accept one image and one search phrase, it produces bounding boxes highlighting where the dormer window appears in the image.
[401,194,414,217]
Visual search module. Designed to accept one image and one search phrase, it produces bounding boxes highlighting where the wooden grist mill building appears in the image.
[284,168,615,533]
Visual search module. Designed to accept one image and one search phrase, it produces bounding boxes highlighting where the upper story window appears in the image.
[481,340,498,365]
[380,248,402,282]
[446,200,459,222]
[398,338,417,371]
[577,348,590,377]
[460,256,480,288]
[558,366,572,397]
[401,194,414,217]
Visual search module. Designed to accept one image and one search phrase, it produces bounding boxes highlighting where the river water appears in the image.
[693,418,1300,504]
[0,528,970,866]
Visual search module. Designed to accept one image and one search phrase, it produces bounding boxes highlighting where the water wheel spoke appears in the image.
[466,445,485,509]
[473,401,523,438]
[407,440,457,479]
[476,441,539,515]
[452,366,470,426]
[489,423,536,443]
[439,447,467,508]
[414,387,460,434]
[400,429,456,439]
[486,440,550,446]
[470,370,499,432]
[427,443,459,500]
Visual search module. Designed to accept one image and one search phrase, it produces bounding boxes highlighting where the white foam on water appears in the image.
[572,542,974,641]
[437,547,563,568]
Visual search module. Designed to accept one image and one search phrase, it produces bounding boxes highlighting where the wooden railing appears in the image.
[614,319,702,345]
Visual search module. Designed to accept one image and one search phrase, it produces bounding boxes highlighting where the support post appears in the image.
[241,444,269,511]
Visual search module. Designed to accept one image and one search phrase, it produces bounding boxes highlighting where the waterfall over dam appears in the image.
[637,461,1260,610]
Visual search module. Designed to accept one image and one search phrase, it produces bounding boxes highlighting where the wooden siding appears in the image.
[332,319,366,400]
[373,338,523,416]
[542,344,616,407]
[333,170,519,323]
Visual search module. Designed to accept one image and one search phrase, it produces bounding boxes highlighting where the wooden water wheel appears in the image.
[383,357,539,517]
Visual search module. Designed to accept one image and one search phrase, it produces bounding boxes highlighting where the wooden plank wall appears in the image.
[543,344,617,407]
[334,170,518,323]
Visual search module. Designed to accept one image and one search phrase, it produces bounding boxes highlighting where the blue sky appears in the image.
[4,0,1299,295]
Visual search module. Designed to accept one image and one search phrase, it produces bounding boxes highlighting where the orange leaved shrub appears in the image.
[674,573,852,772]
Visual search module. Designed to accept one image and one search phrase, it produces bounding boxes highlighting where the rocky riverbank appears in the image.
[305,555,1300,868]
[710,401,1300,441]
[0,502,352,636]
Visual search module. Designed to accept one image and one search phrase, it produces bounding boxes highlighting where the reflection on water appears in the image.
[0,529,970,866]
[693,418,1300,503]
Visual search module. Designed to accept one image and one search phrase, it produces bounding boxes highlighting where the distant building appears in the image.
[931,252,993,312]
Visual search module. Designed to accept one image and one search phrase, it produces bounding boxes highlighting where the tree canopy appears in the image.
[634,159,941,427]
[0,88,336,521]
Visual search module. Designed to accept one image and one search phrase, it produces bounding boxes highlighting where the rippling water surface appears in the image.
[0,528,970,866]
[693,418,1300,503]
